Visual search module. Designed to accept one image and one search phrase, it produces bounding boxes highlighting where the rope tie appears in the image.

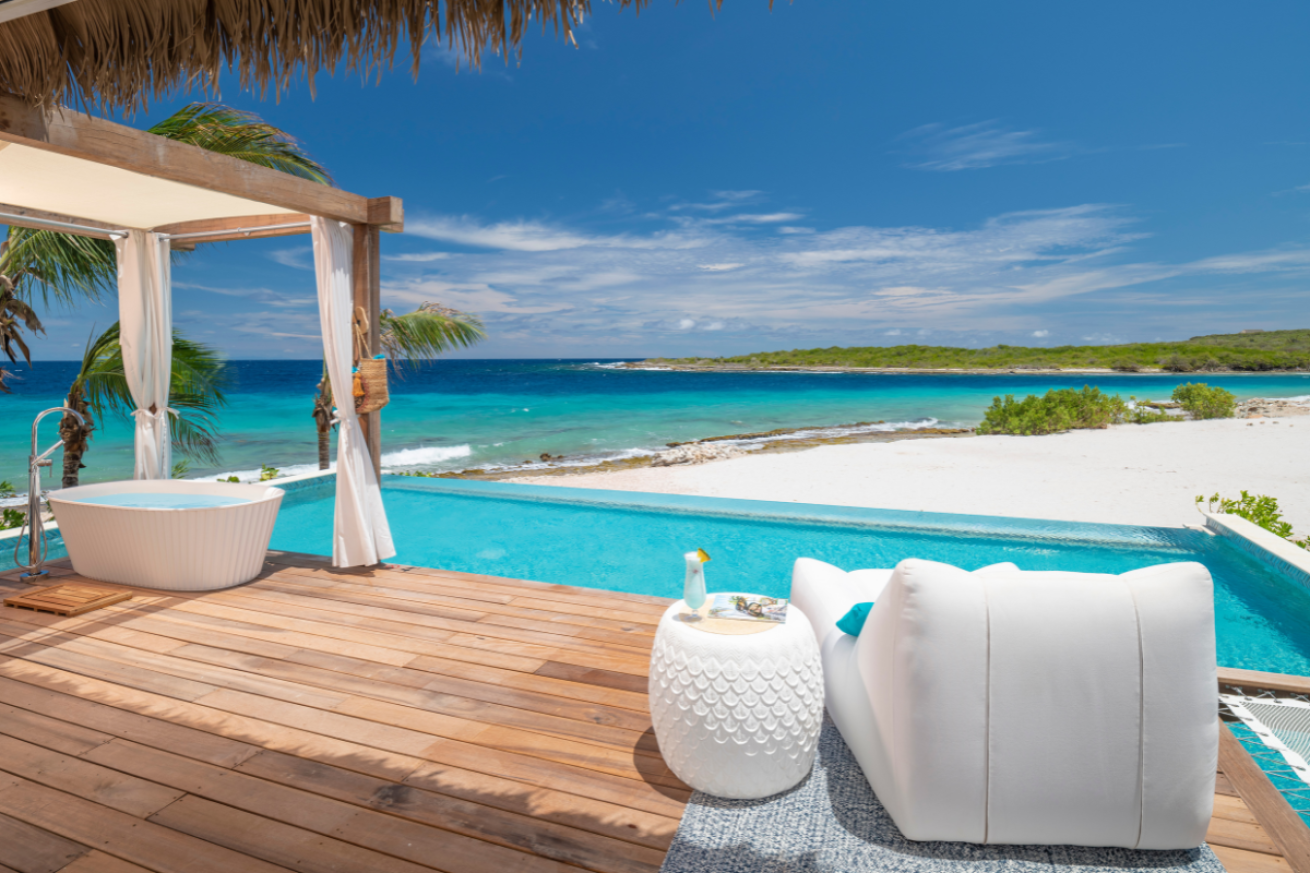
[132,407,178,422]
[353,306,370,364]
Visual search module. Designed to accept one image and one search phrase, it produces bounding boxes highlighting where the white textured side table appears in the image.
[648,599,824,799]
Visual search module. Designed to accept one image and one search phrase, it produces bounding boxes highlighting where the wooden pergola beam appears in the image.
[353,224,384,477]
[0,95,398,227]
[367,197,404,232]
[152,213,312,243]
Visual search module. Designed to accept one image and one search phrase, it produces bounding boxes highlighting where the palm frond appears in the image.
[1,228,117,308]
[168,331,230,410]
[148,103,332,185]
[72,324,136,415]
[70,322,228,463]
[379,303,486,370]
[0,287,45,364]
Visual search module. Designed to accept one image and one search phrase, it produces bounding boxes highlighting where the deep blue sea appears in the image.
[4,359,1310,485]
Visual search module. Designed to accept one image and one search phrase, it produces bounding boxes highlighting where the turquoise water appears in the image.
[4,360,1310,484]
[267,477,1310,676]
[70,493,250,509]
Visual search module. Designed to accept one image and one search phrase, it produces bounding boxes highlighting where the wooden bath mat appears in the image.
[3,583,131,616]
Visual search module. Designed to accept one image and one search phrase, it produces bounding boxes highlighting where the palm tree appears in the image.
[0,102,330,479]
[60,324,227,488]
[314,303,487,469]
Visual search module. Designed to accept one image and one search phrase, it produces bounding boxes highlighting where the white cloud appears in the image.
[378,199,1310,353]
[267,247,312,269]
[406,215,705,252]
[900,121,1073,171]
[670,190,763,212]
[385,252,450,262]
[406,216,599,251]
[699,212,803,226]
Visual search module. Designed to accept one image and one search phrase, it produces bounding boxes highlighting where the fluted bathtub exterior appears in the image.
[49,481,284,591]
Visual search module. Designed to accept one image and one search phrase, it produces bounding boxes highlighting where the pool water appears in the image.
[269,477,1310,676]
[73,493,252,509]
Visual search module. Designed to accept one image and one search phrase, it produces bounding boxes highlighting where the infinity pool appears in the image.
[267,476,1310,676]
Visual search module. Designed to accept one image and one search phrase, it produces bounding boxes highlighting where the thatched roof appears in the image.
[0,0,698,113]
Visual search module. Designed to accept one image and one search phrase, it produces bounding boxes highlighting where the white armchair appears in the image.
[792,557,1217,850]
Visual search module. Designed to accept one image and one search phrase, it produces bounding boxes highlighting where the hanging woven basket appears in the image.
[352,307,390,415]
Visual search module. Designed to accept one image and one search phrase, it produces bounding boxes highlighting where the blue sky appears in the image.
[28,0,1310,359]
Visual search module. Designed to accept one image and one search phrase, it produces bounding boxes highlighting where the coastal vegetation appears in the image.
[656,329,1310,372]
[1198,491,1308,549]
[0,480,21,531]
[1172,383,1236,419]
[976,387,1128,436]
[977,381,1233,436]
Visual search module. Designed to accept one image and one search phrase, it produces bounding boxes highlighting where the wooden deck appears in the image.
[0,551,1302,873]
[0,552,686,873]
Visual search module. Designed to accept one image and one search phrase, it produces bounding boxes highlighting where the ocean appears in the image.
[4,359,1310,486]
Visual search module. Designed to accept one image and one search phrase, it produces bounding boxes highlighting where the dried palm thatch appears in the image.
[0,0,735,114]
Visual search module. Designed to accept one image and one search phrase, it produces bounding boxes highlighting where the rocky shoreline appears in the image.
[395,397,1307,483]
[1238,398,1310,418]
[419,424,975,481]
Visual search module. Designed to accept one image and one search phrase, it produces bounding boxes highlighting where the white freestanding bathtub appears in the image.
[49,480,284,591]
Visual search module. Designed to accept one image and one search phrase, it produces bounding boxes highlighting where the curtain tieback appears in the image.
[132,407,179,422]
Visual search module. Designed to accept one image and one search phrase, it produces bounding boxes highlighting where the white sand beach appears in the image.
[510,417,1310,531]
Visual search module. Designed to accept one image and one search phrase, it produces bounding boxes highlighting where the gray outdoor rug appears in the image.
[661,717,1225,873]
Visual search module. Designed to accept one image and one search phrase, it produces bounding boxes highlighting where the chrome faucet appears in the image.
[13,407,84,579]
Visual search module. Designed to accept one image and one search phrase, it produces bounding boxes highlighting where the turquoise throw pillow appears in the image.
[837,602,875,637]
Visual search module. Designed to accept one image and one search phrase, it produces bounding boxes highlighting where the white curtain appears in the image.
[116,230,173,480]
[312,216,396,567]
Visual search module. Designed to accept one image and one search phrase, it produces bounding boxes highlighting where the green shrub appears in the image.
[1197,491,1306,548]
[1172,382,1236,419]
[1128,406,1176,424]
[976,386,1128,436]
[0,480,23,532]
[259,464,281,482]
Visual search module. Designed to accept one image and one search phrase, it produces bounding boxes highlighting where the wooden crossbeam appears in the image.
[151,213,312,243]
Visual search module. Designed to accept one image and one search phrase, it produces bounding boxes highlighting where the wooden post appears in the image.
[352,224,383,478]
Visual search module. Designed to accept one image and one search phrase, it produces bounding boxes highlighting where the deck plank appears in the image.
[1214,845,1295,873]
[56,851,158,873]
[0,775,295,873]
[259,571,658,649]
[0,671,679,850]
[265,565,659,636]
[0,810,89,873]
[1220,724,1310,873]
